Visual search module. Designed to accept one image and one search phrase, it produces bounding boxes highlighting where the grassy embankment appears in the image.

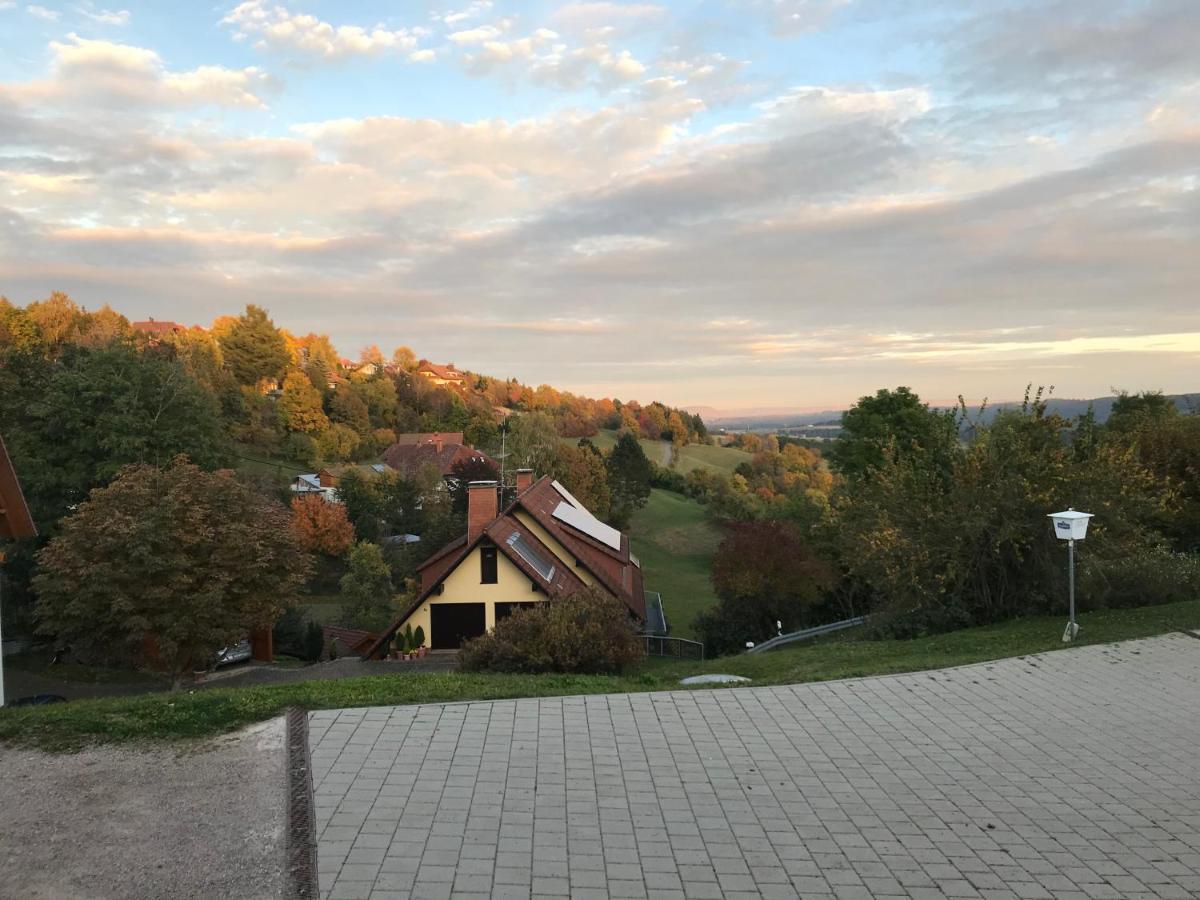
[3,600,1196,752]
[629,489,721,639]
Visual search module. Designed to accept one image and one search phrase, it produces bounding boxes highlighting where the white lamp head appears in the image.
[1048,508,1093,541]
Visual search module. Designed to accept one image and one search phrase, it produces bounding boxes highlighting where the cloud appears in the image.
[222,0,427,62]
[550,2,667,37]
[440,1,492,27]
[26,4,60,20]
[947,0,1200,103]
[4,1,1200,406]
[747,0,850,37]
[18,34,275,109]
[78,7,131,26]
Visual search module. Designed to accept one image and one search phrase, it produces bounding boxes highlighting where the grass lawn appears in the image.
[297,595,344,626]
[562,430,750,474]
[232,443,310,481]
[628,489,722,638]
[673,442,752,475]
[3,600,1196,752]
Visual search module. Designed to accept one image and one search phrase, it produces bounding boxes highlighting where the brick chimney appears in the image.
[433,432,443,453]
[467,480,498,542]
[515,468,534,492]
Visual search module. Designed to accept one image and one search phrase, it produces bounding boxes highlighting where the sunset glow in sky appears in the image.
[1,0,1198,410]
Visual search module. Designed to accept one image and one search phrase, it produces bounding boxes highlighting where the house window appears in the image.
[480,546,498,584]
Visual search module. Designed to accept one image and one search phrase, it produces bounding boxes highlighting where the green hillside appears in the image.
[628,489,723,639]
[567,430,751,474]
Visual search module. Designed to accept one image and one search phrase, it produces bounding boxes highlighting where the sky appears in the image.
[1,0,1198,412]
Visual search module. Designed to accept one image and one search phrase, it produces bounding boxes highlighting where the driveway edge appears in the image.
[285,706,319,899]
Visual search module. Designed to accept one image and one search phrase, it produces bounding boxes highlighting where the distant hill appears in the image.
[700,394,1200,432]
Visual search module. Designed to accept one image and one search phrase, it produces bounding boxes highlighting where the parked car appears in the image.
[213,639,252,668]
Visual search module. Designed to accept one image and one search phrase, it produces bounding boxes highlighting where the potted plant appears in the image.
[400,624,418,660]
[414,626,427,658]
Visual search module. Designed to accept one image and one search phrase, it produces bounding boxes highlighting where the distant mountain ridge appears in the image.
[694,394,1200,431]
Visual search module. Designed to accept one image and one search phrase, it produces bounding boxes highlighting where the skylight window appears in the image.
[507,531,556,582]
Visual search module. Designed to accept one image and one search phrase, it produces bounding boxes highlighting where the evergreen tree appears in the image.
[606,432,652,529]
[218,305,291,386]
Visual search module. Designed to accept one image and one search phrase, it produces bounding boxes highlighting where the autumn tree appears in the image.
[290,494,355,556]
[696,521,835,656]
[278,370,329,434]
[550,443,611,519]
[217,305,291,386]
[34,457,310,684]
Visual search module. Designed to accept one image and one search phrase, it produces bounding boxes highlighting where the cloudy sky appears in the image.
[1,0,1197,411]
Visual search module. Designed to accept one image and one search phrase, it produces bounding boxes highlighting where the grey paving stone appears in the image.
[310,636,1200,899]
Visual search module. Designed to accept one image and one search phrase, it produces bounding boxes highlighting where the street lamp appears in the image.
[1047,508,1093,643]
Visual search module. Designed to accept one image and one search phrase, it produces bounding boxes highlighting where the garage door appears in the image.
[430,603,486,650]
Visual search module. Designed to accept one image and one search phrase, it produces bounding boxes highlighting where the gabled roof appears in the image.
[417,361,464,380]
[392,432,465,446]
[363,475,643,659]
[131,319,184,335]
[382,441,496,480]
[0,434,36,540]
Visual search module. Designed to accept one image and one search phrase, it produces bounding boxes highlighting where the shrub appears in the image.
[1080,549,1200,610]
[459,587,643,674]
[303,621,324,662]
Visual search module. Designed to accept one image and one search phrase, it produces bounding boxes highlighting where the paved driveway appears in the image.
[309,634,1200,899]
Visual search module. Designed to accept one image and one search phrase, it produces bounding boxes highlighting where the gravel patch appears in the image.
[0,716,289,899]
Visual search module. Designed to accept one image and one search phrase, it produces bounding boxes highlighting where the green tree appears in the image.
[0,344,229,527]
[832,396,1174,633]
[828,386,958,480]
[278,370,329,434]
[1106,390,1178,434]
[217,305,291,386]
[315,422,360,462]
[33,457,310,685]
[506,411,561,477]
[606,432,653,529]
[340,541,395,631]
[330,386,371,434]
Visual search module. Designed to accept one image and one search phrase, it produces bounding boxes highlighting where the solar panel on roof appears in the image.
[506,531,556,582]
[550,479,584,509]
[551,501,622,551]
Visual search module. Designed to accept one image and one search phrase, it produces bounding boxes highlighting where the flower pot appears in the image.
[417,647,427,658]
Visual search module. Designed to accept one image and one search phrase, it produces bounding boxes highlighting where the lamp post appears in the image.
[1047,508,1093,642]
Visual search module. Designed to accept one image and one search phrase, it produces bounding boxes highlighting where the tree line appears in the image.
[0,292,664,675]
[655,386,1200,656]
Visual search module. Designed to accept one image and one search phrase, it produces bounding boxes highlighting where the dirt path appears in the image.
[0,718,289,899]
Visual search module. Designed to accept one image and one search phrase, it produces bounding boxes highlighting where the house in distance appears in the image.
[365,471,648,654]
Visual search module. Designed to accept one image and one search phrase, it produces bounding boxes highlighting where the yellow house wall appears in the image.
[513,510,599,589]
[397,545,545,647]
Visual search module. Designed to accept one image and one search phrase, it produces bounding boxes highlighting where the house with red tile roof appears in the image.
[130,318,185,336]
[416,360,465,386]
[364,471,646,655]
[381,435,496,483]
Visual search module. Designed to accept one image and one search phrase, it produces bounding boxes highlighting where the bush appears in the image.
[459,587,643,674]
[303,621,324,662]
[1080,549,1200,610]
